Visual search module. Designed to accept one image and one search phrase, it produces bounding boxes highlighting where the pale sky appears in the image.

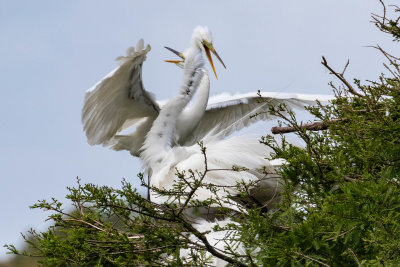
[0,0,396,259]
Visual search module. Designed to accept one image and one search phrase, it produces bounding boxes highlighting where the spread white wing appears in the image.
[82,39,160,148]
[179,91,334,145]
[111,90,334,155]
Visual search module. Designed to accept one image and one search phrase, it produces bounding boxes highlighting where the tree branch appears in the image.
[271,119,341,134]
[180,218,251,267]
[321,56,364,97]
[347,248,361,267]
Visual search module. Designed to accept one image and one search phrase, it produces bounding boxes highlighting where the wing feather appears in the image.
[82,39,160,146]
[180,91,334,145]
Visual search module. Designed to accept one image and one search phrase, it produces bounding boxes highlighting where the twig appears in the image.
[321,56,364,97]
[292,250,331,267]
[366,45,400,74]
[383,63,398,78]
[180,218,252,267]
[177,143,209,216]
[379,0,386,23]
[64,218,107,233]
[325,226,357,241]
[103,202,179,223]
[271,120,340,134]
[108,245,181,254]
[341,59,350,76]
[347,248,361,267]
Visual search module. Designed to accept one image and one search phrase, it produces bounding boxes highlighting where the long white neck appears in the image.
[141,48,205,172]
[176,71,210,140]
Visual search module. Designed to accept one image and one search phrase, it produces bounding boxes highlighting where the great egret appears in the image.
[140,29,283,214]
[82,26,331,157]
[141,35,279,266]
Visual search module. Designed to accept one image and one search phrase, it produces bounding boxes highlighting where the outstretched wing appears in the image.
[179,91,334,145]
[82,39,160,147]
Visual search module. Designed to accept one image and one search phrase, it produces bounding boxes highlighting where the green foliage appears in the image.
[257,16,400,265]
[5,3,400,266]
[373,3,400,41]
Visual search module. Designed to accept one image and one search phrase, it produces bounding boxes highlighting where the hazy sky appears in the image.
[0,0,396,259]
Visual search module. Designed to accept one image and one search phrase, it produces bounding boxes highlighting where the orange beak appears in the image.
[164,46,185,63]
[164,59,184,64]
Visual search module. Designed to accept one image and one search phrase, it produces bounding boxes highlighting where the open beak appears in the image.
[164,44,226,79]
[203,43,226,80]
[164,46,185,65]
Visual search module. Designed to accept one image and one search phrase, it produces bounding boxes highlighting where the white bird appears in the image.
[141,32,280,266]
[140,29,283,212]
[82,26,331,157]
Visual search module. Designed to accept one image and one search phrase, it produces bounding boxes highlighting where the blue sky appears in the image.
[0,0,396,259]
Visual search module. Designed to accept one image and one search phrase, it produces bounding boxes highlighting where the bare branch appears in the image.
[183,221,251,267]
[379,0,387,23]
[341,59,350,76]
[366,45,400,76]
[271,120,341,134]
[321,56,364,97]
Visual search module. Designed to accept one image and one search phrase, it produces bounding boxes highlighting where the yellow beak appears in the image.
[203,43,226,80]
[164,44,226,79]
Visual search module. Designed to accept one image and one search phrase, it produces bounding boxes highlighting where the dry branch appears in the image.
[321,56,364,97]
[271,120,331,134]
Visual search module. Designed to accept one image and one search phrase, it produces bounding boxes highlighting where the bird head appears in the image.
[164,26,226,79]
[191,26,213,50]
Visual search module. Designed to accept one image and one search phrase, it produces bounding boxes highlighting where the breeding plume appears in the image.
[82,26,330,157]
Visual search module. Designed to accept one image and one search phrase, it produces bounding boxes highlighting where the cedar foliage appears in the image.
[5,3,400,266]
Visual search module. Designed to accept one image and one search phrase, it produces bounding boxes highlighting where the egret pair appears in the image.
[82,26,333,266]
[82,26,326,207]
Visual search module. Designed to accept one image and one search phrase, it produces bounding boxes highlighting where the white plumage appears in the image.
[82,39,158,149]
[138,34,280,265]
[81,28,333,157]
[139,27,284,213]
[82,26,334,266]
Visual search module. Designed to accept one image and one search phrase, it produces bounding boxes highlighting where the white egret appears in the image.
[82,26,331,157]
[142,33,279,267]
[139,29,283,214]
